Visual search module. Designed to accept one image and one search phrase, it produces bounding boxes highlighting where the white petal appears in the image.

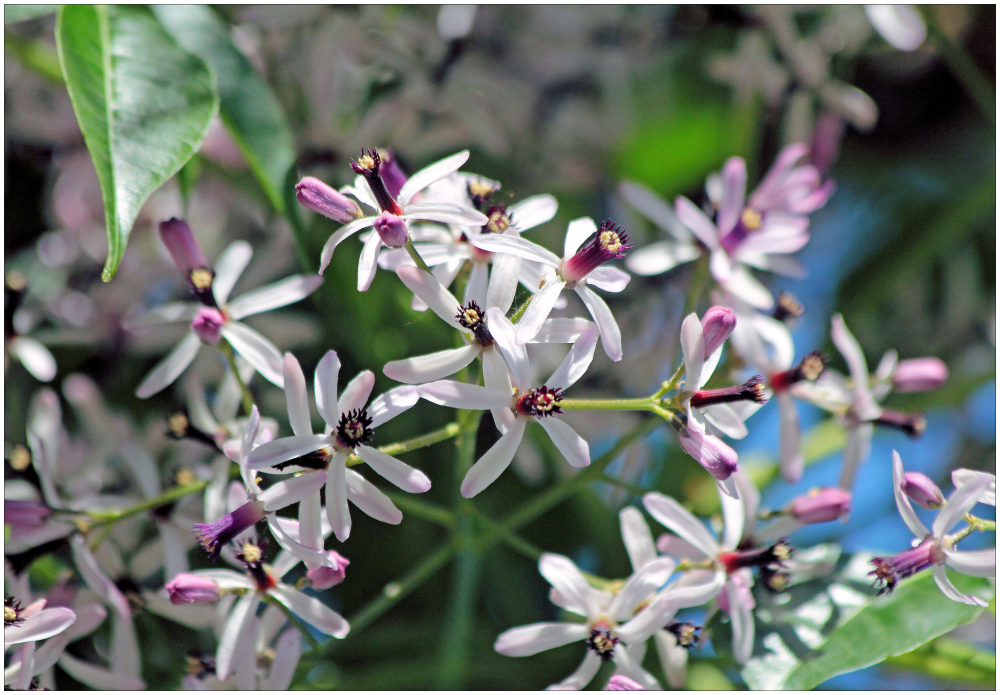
[620,507,658,571]
[345,469,403,524]
[212,241,253,305]
[539,553,599,619]
[515,279,566,345]
[221,322,284,387]
[270,583,350,637]
[398,151,470,205]
[777,393,803,483]
[674,197,720,250]
[678,314,704,393]
[214,356,256,424]
[57,653,144,690]
[4,608,75,645]
[320,217,375,274]
[655,629,688,689]
[619,180,691,242]
[264,629,302,690]
[403,202,488,226]
[720,486,746,551]
[609,557,677,620]
[245,434,329,469]
[830,314,880,420]
[487,308,529,389]
[190,570,255,591]
[464,260,489,307]
[703,405,749,440]
[723,265,774,310]
[509,194,558,232]
[419,380,512,410]
[282,353,312,436]
[70,536,131,618]
[564,217,598,257]
[367,385,420,427]
[891,451,930,539]
[327,454,352,542]
[533,318,596,344]
[951,469,996,506]
[357,230,384,292]
[934,475,992,538]
[665,569,726,608]
[357,446,431,493]
[299,491,324,552]
[135,332,201,398]
[544,328,599,391]
[944,548,995,578]
[729,585,755,663]
[611,643,661,690]
[539,418,590,468]
[338,370,376,416]
[933,565,987,607]
[625,241,699,276]
[482,346,516,433]
[461,419,526,498]
[121,302,199,331]
[865,5,927,51]
[268,514,339,572]
[397,265,467,330]
[642,493,719,557]
[494,622,589,657]
[216,592,260,680]
[345,178,378,209]
[486,252,522,314]
[585,266,631,292]
[547,652,601,690]
[227,275,323,319]
[313,350,341,429]
[471,233,563,267]
[111,612,140,678]
[838,423,873,491]
[384,344,480,384]
[717,157,747,236]
[259,471,328,511]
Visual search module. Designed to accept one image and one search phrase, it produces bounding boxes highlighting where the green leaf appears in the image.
[55,5,217,281]
[152,4,296,214]
[4,5,56,24]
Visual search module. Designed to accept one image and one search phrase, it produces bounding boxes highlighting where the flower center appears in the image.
[456,301,494,347]
[599,228,624,254]
[9,444,31,471]
[741,207,762,231]
[666,621,701,648]
[350,148,404,215]
[167,410,222,451]
[869,539,945,595]
[242,542,262,564]
[772,292,804,323]
[186,652,216,678]
[769,351,826,392]
[4,605,18,625]
[336,409,373,450]
[190,268,214,291]
[514,386,564,419]
[483,204,511,234]
[560,219,631,283]
[586,622,619,662]
[467,180,499,210]
[717,540,793,574]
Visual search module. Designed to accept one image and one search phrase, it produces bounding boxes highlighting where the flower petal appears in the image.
[934,474,992,538]
[932,565,987,607]
[397,265,467,331]
[338,370,376,416]
[212,241,253,306]
[720,485,746,551]
[679,314,704,393]
[227,275,323,319]
[487,308,529,390]
[57,652,145,691]
[642,492,719,557]
[121,302,198,331]
[951,469,996,506]
[729,584,755,664]
[135,332,201,398]
[777,393,803,483]
[470,233,563,267]
[306,349,340,430]
[723,265,774,310]
[563,217,598,257]
[891,450,930,539]
[674,197,720,250]
[419,380,513,410]
[221,322,284,387]
[609,557,677,621]
[482,346,516,433]
[509,194,558,233]
[320,217,375,274]
[367,386,420,427]
[538,418,590,468]
[545,328,599,390]
[539,553,598,618]
[216,592,260,680]
[717,157,747,237]
[461,419,526,498]
[625,241,699,276]
[263,629,302,690]
[383,345,480,385]
[514,278,566,346]
[398,151,470,206]
[619,507,657,572]
[282,353,313,436]
[402,202,488,226]
[838,423,873,491]
[612,643,661,690]
[486,252,522,314]
[619,180,691,242]
[270,583,350,637]
[259,471,328,511]
[831,314,880,420]
[3,608,76,646]
[547,651,601,690]
[345,469,403,524]
[654,629,688,689]
[357,446,431,493]
[585,266,631,293]
[534,318,596,344]
[494,622,589,657]
[357,230,384,292]
[327,454,352,542]
[70,536,131,618]
[944,548,995,578]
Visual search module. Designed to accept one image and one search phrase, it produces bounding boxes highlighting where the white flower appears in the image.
[865,5,926,51]
[244,351,427,541]
[420,322,599,497]
[469,217,632,361]
[4,282,57,382]
[3,594,76,691]
[951,469,996,507]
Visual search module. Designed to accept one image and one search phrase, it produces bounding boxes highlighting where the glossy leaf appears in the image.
[55,5,217,281]
[152,4,296,213]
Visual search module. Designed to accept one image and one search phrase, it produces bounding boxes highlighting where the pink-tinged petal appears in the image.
[729,584,755,664]
[327,454,352,541]
[548,651,602,690]
[279,353,312,436]
[4,608,75,645]
[216,592,261,680]
[515,278,566,345]
[402,202,488,226]
[951,469,996,506]
[655,628,688,689]
[934,475,992,538]
[57,652,145,691]
[270,583,350,637]
[357,230,384,292]
[509,194,558,232]
[679,314,705,390]
[749,143,809,209]
[121,302,199,330]
[384,345,480,385]
[319,217,375,274]
[717,157,747,236]
[212,241,253,306]
[135,332,201,398]
[625,241,699,276]
[614,595,677,644]
[539,553,598,617]
[357,446,431,493]
[345,469,403,524]
[611,644,661,690]
[367,386,420,428]
[482,347,515,433]
[722,265,774,310]
[720,485,746,551]
[486,252,522,314]
[311,349,342,430]
[461,419,526,498]
[575,286,623,361]
[470,233,562,267]
[227,275,323,320]
[944,549,995,578]
[338,370,376,416]
[642,493,719,557]
[538,418,590,468]
[674,197,720,250]
[486,308,529,390]
[299,492,323,566]
[585,266,631,293]
[891,451,930,539]
[111,613,140,679]
[397,265,468,331]
[220,322,284,387]
[932,565,987,607]
[464,260,489,308]
[830,314,880,420]
[494,622,590,657]
[777,393,803,483]
[545,327,599,390]
[609,557,677,621]
[190,570,254,591]
[244,434,329,470]
[263,629,302,690]
[534,318,596,344]
[619,507,657,572]
[398,151,470,206]
[838,423,873,491]
[619,180,691,242]
[259,471,328,512]
[564,217,598,257]
[703,404,749,440]
[656,535,710,561]
[419,380,512,410]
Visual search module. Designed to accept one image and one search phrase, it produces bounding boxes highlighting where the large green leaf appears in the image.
[55,5,217,281]
[152,4,296,214]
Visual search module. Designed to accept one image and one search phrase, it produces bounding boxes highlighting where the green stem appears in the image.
[88,480,209,528]
[921,7,995,122]
[404,240,432,272]
[383,493,457,528]
[653,362,687,399]
[218,340,254,416]
[598,474,651,498]
[559,396,658,412]
[345,422,463,466]
[509,292,535,324]
[263,593,321,650]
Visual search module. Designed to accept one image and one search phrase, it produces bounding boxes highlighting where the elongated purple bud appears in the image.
[307,551,350,589]
[3,499,51,530]
[160,218,208,275]
[379,149,407,199]
[678,427,737,482]
[901,472,944,510]
[690,375,767,408]
[191,307,225,344]
[192,499,266,562]
[701,306,736,357]
[560,220,631,283]
[892,358,948,393]
[789,487,851,523]
[373,212,409,248]
[165,573,220,605]
[870,539,944,595]
[295,177,363,223]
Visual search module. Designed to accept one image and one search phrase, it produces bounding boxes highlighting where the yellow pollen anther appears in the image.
[176,468,195,486]
[356,155,376,171]
[463,308,480,324]
[242,543,262,563]
[599,230,622,253]
[169,413,189,437]
[468,181,494,197]
[801,355,824,381]
[741,208,762,230]
[5,606,17,622]
[190,268,213,290]
[487,211,510,233]
[9,444,31,471]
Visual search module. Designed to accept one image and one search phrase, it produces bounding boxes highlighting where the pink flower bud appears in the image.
[373,212,409,248]
[295,177,363,223]
[159,218,208,276]
[678,428,738,482]
[4,499,51,530]
[892,358,948,393]
[191,307,226,345]
[607,675,645,691]
[379,149,407,199]
[307,551,350,589]
[789,487,852,524]
[700,306,736,357]
[560,220,631,283]
[165,573,220,605]
[901,472,944,509]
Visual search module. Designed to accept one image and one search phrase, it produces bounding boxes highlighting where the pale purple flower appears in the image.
[245,351,426,542]
[3,596,76,691]
[419,323,600,498]
[469,217,631,361]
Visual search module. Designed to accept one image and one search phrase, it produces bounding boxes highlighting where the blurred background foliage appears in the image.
[4,4,995,690]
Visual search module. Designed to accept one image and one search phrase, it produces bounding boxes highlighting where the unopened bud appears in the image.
[690,375,767,409]
[678,427,738,482]
[160,218,208,277]
[307,551,350,589]
[296,177,363,223]
[701,306,736,357]
[4,499,51,530]
[373,212,409,248]
[166,573,220,605]
[892,358,948,393]
[377,149,407,199]
[901,472,944,510]
[191,307,225,345]
[789,487,851,523]
[873,410,926,438]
